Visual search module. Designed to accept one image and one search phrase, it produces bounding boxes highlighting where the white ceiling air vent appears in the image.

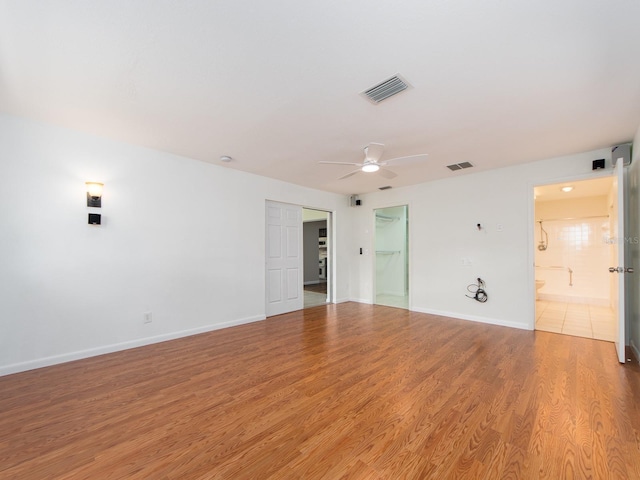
[446,162,474,171]
[361,74,411,104]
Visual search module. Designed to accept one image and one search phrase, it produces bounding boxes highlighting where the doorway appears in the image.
[302,208,330,308]
[374,205,409,309]
[266,203,333,316]
[533,176,616,341]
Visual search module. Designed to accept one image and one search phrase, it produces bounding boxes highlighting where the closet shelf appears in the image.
[376,250,401,255]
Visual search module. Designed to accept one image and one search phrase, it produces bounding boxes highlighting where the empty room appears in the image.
[2,1,640,478]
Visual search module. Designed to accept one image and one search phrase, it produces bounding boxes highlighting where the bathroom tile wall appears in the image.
[535,196,611,305]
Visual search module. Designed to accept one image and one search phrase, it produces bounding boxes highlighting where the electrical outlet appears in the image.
[497,223,504,232]
[143,312,152,324]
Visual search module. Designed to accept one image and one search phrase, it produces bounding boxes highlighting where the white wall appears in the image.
[535,195,609,219]
[349,148,614,329]
[0,113,351,375]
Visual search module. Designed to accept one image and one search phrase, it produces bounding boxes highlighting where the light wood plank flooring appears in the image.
[1,303,639,479]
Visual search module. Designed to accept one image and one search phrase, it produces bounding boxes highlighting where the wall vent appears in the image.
[379,186,392,190]
[361,74,411,104]
[446,162,474,171]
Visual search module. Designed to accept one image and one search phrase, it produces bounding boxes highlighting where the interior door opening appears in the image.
[374,205,409,309]
[533,176,618,344]
[302,208,331,308]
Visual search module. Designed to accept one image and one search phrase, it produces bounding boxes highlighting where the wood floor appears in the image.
[1,303,640,479]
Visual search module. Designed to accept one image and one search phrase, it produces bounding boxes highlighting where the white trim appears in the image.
[631,339,640,365]
[349,297,373,304]
[0,315,265,377]
[411,306,531,331]
[334,297,351,304]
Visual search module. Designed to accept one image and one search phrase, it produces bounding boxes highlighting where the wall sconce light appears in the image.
[86,182,103,208]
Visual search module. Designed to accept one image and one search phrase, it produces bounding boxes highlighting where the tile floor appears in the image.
[535,300,615,341]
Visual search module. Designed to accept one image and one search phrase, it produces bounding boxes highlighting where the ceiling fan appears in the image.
[319,143,428,180]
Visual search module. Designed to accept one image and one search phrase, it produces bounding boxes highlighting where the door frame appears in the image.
[301,207,333,306]
[371,203,411,309]
[265,200,335,314]
[527,169,623,332]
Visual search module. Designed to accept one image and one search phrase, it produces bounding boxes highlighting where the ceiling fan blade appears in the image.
[319,161,362,166]
[365,143,385,162]
[384,153,429,164]
[379,168,397,179]
[338,169,361,180]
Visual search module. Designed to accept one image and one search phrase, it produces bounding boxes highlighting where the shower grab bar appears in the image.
[536,215,609,222]
[535,265,573,286]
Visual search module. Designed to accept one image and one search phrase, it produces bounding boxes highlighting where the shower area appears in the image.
[534,177,615,341]
[374,205,409,309]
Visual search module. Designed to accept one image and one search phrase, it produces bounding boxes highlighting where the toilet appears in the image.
[535,279,545,300]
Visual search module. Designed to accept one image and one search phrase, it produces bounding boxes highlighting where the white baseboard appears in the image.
[349,297,373,304]
[333,297,351,304]
[410,306,531,331]
[0,314,266,377]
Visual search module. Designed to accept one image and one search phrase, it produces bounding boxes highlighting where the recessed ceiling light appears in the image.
[561,186,573,192]
[220,155,233,163]
[362,164,380,173]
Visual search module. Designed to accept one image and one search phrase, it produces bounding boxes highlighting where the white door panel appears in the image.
[287,268,299,299]
[267,269,282,303]
[266,201,303,316]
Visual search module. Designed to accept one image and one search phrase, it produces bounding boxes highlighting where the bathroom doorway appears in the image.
[302,208,330,308]
[374,205,409,309]
[533,176,615,341]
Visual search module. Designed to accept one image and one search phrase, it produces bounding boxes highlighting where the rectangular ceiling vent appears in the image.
[446,162,474,171]
[361,74,411,104]
[379,185,392,190]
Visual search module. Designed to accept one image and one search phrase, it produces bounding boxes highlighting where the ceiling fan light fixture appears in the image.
[362,164,380,173]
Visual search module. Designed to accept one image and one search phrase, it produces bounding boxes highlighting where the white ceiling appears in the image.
[1,1,640,195]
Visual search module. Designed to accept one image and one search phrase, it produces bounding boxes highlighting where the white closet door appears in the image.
[266,201,303,316]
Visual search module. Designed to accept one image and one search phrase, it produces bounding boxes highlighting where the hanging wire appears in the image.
[466,278,488,303]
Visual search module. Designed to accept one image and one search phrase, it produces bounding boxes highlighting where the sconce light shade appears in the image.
[86,182,103,207]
